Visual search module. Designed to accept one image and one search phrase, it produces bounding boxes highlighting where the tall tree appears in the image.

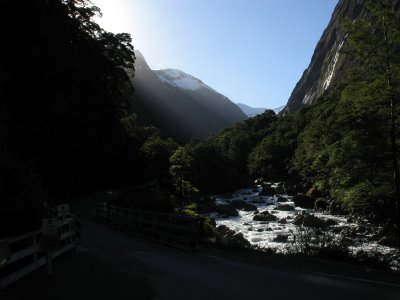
[343,0,400,238]
[169,147,198,209]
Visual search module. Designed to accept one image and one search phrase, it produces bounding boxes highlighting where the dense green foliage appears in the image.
[184,110,278,193]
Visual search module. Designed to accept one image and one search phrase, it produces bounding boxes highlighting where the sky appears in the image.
[92,0,338,109]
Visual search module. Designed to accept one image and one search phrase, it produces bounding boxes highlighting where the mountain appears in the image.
[236,103,284,117]
[236,103,267,117]
[272,105,285,114]
[281,0,369,114]
[155,69,210,91]
[126,51,247,142]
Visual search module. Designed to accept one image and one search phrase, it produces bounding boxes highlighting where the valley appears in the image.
[1,0,400,297]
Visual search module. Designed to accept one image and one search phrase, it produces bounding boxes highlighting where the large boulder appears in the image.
[293,194,315,209]
[274,204,295,211]
[251,198,265,204]
[258,185,276,196]
[314,197,328,211]
[273,234,288,242]
[278,218,287,224]
[231,200,258,211]
[275,195,288,203]
[217,225,251,249]
[274,182,286,194]
[253,211,277,222]
[293,213,337,228]
[215,204,238,217]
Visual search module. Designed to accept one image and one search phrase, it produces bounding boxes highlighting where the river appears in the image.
[210,183,400,271]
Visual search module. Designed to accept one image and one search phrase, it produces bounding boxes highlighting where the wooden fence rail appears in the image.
[94,204,204,249]
[0,214,80,289]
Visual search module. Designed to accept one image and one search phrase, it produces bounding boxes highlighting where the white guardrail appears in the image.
[0,206,81,289]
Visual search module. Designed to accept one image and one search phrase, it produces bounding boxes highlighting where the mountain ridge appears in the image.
[126,50,247,142]
[281,0,368,114]
[236,103,284,117]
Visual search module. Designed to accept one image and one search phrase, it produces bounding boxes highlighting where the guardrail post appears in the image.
[32,234,38,262]
[46,252,53,276]
[106,204,110,224]
[74,214,81,253]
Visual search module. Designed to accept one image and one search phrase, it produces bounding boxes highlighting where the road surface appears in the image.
[2,190,400,299]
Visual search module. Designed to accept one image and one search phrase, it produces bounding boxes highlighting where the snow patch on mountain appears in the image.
[273,105,285,114]
[237,103,285,117]
[156,69,212,91]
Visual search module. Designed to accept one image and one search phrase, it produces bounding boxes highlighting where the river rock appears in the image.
[231,200,258,211]
[254,178,263,185]
[273,234,288,243]
[276,196,288,203]
[274,182,286,194]
[251,198,265,204]
[325,218,338,226]
[314,197,328,211]
[217,225,251,249]
[215,204,238,217]
[253,211,277,222]
[278,218,287,224]
[293,194,315,209]
[258,185,276,196]
[293,214,336,227]
[274,204,295,211]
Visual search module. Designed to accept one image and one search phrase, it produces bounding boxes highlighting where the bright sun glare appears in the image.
[92,0,132,34]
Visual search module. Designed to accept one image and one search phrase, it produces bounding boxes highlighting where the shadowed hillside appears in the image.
[127,51,247,142]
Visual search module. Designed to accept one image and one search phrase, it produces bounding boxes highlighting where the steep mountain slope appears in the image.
[283,0,400,115]
[126,51,247,142]
[281,0,368,114]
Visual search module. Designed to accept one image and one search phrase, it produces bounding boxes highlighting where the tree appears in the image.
[169,147,198,209]
[343,0,400,238]
[100,32,135,68]
[140,135,178,182]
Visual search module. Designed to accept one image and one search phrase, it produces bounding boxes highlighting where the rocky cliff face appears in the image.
[282,0,368,114]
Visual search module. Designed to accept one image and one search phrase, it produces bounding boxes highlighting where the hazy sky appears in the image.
[92,0,338,108]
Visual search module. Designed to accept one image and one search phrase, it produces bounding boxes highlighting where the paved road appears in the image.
[74,191,400,300]
[2,190,399,300]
